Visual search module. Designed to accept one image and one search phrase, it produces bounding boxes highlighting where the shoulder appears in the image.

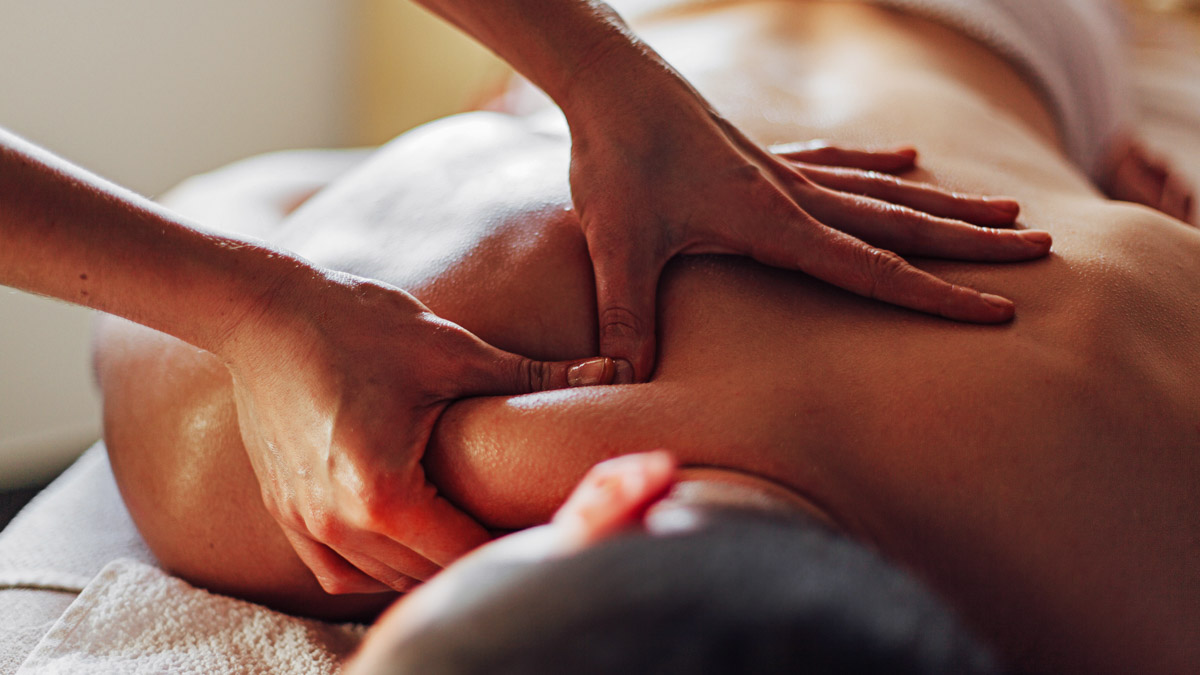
[347,110,568,181]
[276,111,574,272]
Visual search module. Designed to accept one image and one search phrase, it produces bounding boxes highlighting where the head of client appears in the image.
[346,452,1002,675]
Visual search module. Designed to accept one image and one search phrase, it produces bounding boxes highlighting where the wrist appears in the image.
[203,245,328,366]
[556,34,674,126]
[564,59,730,169]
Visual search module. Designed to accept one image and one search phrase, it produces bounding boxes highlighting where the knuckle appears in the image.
[861,248,911,299]
[731,162,766,183]
[515,358,551,392]
[260,492,288,522]
[279,508,310,533]
[345,480,400,531]
[308,511,346,545]
[352,495,387,530]
[315,572,358,596]
[264,495,309,532]
[600,306,643,346]
[728,163,780,200]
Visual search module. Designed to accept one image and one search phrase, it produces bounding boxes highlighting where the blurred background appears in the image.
[0,0,507,489]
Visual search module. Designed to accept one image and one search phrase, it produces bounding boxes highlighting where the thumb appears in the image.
[592,252,660,384]
[458,342,619,397]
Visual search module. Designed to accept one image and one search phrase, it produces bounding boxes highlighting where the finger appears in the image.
[797,188,1050,261]
[307,464,491,580]
[308,500,444,589]
[770,141,918,173]
[331,548,423,593]
[751,215,1017,323]
[553,450,677,547]
[282,528,393,595]
[795,164,1021,227]
[325,533,436,593]
[590,247,661,384]
[373,490,494,569]
[458,343,619,397]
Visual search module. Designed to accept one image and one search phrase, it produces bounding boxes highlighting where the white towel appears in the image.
[16,559,365,675]
[0,444,368,674]
[0,444,153,590]
[0,444,155,674]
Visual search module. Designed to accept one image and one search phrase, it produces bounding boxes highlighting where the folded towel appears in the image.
[16,559,365,675]
[0,444,153,590]
[0,444,155,674]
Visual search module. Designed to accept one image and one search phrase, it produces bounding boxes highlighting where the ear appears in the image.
[551,451,677,548]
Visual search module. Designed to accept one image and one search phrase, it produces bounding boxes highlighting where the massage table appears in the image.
[1,10,1197,674]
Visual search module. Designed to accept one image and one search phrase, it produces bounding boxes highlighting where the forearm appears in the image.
[411,0,670,121]
[0,128,312,357]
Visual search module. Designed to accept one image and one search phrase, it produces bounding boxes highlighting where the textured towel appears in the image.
[0,444,367,674]
[16,559,365,675]
[0,445,153,591]
[0,444,155,675]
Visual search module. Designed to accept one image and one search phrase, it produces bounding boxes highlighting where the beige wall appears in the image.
[0,0,352,487]
[350,0,510,145]
[0,0,515,488]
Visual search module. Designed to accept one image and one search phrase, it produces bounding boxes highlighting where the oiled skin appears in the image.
[96,3,1199,673]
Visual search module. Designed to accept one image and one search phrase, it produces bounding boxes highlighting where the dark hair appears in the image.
[377,509,1003,675]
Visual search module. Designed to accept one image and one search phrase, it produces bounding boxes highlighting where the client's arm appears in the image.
[414,0,1054,380]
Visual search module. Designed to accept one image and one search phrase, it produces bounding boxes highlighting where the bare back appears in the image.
[97,2,1200,673]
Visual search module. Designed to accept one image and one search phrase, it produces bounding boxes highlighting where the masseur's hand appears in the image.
[222,270,616,594]
[567,67,1052,382]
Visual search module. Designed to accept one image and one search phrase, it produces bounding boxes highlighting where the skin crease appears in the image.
[95,2,1198,674]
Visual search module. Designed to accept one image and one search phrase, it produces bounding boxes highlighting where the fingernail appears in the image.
[642,450,675,480]
[985,197,1021,216]
[619,469,647,500]
[981,293,1013,311]
[613,359,636,385]
[567,358,614,387]
[1022,231,1052,248]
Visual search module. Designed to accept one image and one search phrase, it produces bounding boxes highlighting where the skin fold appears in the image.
[96,2,1199,673]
